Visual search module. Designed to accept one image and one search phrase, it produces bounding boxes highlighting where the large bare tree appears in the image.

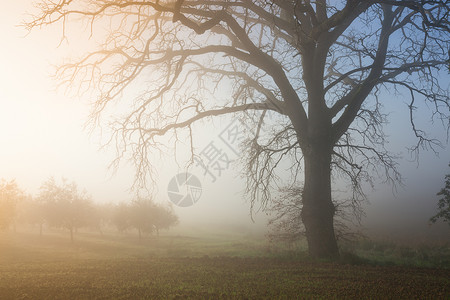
[26,0,449,258]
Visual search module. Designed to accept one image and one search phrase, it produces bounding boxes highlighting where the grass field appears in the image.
[0,229,449,299]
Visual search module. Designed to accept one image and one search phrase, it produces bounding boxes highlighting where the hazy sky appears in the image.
[1,2,449,237]
[0,2,135,202]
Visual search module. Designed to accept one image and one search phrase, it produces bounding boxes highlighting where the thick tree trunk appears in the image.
[301,147,339,259]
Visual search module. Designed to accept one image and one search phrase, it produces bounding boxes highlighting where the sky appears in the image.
[0,2,135,203]
[0,2,449,239]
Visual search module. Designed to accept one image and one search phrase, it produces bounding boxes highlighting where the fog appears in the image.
[0,2,448,244]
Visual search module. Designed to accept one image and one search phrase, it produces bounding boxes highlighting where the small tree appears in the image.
[92,202,115,235]
[129,200,156,240]
[38,177,94,242]
[430,164,450,226]
[0,179,24,231]
[114,199,178,239]
[112,202,132,233]
[151,204,178,236]
[19,197,47,235]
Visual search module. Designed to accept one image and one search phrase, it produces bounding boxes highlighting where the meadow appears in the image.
[0,228,449,299]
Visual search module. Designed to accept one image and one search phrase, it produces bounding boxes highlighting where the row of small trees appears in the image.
[0,177,178,242]
[112,200,178,240]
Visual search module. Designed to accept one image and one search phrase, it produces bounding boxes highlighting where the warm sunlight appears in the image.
[0,3,133,202]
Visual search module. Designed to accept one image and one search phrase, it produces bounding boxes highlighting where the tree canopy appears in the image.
[37,177,94,242]
[112,199,178,239]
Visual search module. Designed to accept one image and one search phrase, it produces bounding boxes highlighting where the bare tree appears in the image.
[120,199,178,239]
[26,1,449,258]
[112,202,132,233]
[128,199,156,240]
[38,177,94,242]
[0,179,25,231]
[20,197,47,236]
[150,203,179,236]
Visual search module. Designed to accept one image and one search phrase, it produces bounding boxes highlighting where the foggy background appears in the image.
[0,2,448,242]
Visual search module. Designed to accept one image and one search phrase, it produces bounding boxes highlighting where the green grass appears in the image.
[341,238,450,269]
[0,230,449,299]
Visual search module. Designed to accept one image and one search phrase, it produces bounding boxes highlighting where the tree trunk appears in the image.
[301,147,339,259]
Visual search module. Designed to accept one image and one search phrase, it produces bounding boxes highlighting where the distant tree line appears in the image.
[0,177,178,242]
[112,199,179,240]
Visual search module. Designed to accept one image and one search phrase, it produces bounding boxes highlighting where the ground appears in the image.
[0,229,448,299]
